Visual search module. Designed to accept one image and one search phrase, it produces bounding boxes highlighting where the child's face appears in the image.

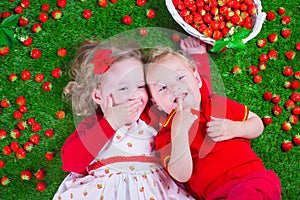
[146,54,202,114]
[97,57,148,120]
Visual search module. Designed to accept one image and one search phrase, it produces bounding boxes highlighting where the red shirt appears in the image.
[155,93,265,199]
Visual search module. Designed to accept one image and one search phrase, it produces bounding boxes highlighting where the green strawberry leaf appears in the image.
[210,39,230,52]
[228,40,246,49]
[232,28,252,40]
[0,27,18,47]
[0,14,19,28]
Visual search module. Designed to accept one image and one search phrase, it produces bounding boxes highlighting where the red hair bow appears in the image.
[91,49,117,74]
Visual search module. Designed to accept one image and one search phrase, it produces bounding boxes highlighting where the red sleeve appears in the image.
[61,113,115,174]
[155,128,172,169]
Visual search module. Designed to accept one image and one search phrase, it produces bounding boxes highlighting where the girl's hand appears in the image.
[104,97,142,130]
[180,36,207,55]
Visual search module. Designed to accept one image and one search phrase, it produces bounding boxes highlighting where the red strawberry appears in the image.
[0,160,5,169]
[10,141,19,152]
[44,130,54,138]
[284,51,295,60]
[283,80,291,88]
[277,7,286,16]
[41,4,50,12]
[284,100,295,110]
[271,94,281,104]
[1,177,10,186]
[266,11,276,21]
[45,152,55,160]
[21,70,31,81]
[138,28,148,37]
[34,169,45,180]
[14,6,23,14]
[258,62,266,71]
[259,54,269,62]
[42,82,52,91]
[146,9,156,19]
[51,10,62,20]
[294,71,300,79]
[171,33,181,42]
[51,68,62,78]
[267,49,278,60]
[1,99,10,108]
[295,43,300,51]
[35,73,44,83]
[231,66,242,74]
[292,135,300,146]
[292,106,300,115]
[281,28,291,38]
[23,141,34,152]
[111,0,118,3]
[38,13,48,23]
[17,121,27,130]
[247,5,257,15]
[21,0,30,8]
[282,66,293,76]
[19,105,28,113]
[289,115,298,125]
[20,170,32,180]
[262,116,272,126]
[57,48,67,57]
[16,148,26,159]
[281,16,291,24]
[19,16,29,26]
[98,0,108,7]
[30,134,40,145]
[136,0,146,6]
[36,182,46,192]
[10,129,20,139]
[290,92,300,102]
[291,80,300,90]
[27,117,36,126]
[0,130,7,140]
[57,0,67,8]
[56,111,65,119]
[122,15,132,25]
[248,66,259,75]
[263,91,272,101]
[281,140,293,152]
[3,146,12,156]
[253,75,262,84]
[2,12,12,19]
[31,24,42,33]
[13,110,22,119]
[31,48,42,59]
[272,105,282,116]
[268,33,278,43]
[256,38,267,48]
[16,96,26,106]
[20,36,33,46]
[82,9,92,19]
[32,123,42,132]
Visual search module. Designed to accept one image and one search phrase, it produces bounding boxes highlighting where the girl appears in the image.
[53,39,194,200]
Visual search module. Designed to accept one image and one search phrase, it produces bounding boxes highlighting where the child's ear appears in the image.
[193,69,202,88]
[92,89,102,105]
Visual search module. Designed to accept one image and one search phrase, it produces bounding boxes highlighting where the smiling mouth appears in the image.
[173,93,188,103]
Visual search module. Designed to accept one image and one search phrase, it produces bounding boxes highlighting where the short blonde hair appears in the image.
[64,39,143,116]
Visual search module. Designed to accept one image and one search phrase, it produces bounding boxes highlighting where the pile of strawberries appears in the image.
[172,0,259,40]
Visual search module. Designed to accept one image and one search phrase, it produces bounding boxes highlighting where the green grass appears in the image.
[0,0,299,199]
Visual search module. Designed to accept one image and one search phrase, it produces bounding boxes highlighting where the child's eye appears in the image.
[159,85,167,92]
[118,87,128,91]
[178,75,185,80]
[138,85,146,89]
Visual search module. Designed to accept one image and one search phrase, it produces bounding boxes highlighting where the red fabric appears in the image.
[155,89,269,199]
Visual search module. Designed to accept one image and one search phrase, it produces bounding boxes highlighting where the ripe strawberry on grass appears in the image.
[10,129,20,139]
[35,169,45,180]
[98,0,108,7]
[16,148,27,159]
[281,140,293,152]
[284,100,295,110]
[295,43,300,51]
[23,141,34,152]
[136,0,146,6]
[262,116,272,126]
[266,11,276,21]
[292,106,300,115]
[31,23,42,33]
[294,71,300,79]
[292,135,300,146]
[248,66,259,75]
[253,75,262,84]
[284,51,296,60]
[57,0,67,8]
[263,91,272,101]
[20,170,32,181]
[0,46,10,56]
[3,146,12,156]
[1,177,10,186]
[267,49,278,60]
[0,160,5,169]
[57,48,67,57]
[36,182,47,192]
[256,38,267,48]
[290,92,300,102]
[16,96,26,106]
[281,16,291,24]
[282,66,293,77]
[32,123,42,132]
[258,62,266,71]
[82,9,92,19]
[27,117,36,126]
[291,80,300,90]
[42,82,52,91]
[277,7,286,16]
[51,68,62,78]
[231,66,242,74]
[1,99,10,108]
[17,121,27,130]
[0,129,7,140]
[35,73,45,83]
[41,4,50,12]
[122,15,132,25]
[31,48,42,59]
[289,115,298,125]
[272,105,282,116]
[45,152,55,161]
[56,110,65,119]
[20,36,33,46]
[44,129,54,138]
[18,16,29,26]
[284,80,291,89]
[268,33,278,43]
[259,54,269,63]
[51,10,62,20]
[281,28,291,39]
[21,0,30,8]
[30,134,40,145]
[10,141,20,152]
[146,9,156,19]
[14,5,23,14]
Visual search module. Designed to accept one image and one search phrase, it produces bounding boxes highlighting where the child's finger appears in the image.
[176,96,183,112]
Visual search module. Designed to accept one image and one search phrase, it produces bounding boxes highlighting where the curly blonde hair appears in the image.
[64,38,143,116]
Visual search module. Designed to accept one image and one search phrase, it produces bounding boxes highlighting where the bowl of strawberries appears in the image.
[166,0,266,51]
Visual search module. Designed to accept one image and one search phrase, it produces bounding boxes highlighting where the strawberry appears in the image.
[268,33,278,43]
[10,141,19,152]
[136,0,146,6]
[14,6,23,14]
[267,49,278,60]
[146,9,156,19]
[42,82,52,91]
[2,12,12,19]
[21,70,31,81]
[231,66,242,74]
[122,15,132,25]
[294,71,300,79]
[272,105,282,116]
[82,9,92,19]
[30,134,40,145]
[23,141,34,152]
[38,13,48,23]
[57,0,67,8]
[21,0,30,8]
[18,16,29,26]
[27,117,36,126]
[44,130,54,138]
[289,115,298,125]
[292,106,300,115]
[19,105,28,113]
[281,16,291,24]
[3,146,12,156]
[256,38,267,48]
[41,4,50,12]
[1,99,10,108]
[263,91,272,101]
[31,48,42,59]
[98,0,108,7]
[36,182,46,192]
[284,100,295,110]
[290,92,300,103]
[292,135,300,146]
[266,11,276,21]
[56,111,65,119]
[45,152,55,160]
[171,33,181,42]
[284,51,295,60]
[283,80,291,89]
[111,0,118,3]
[262,116,272,126]
[17,121,27,130]
[282,66,293,76]
[51,10,62,20]
[247,5,257,15]
[32,123,42,132]
[138,28,148,37]
[281,28,291,38]
[271,94,281,104]
[20,170,32,180]
[13,110,23,119]
[281,140,293,152]
[16,96,26,106]
[295,43,300,51]
[0,46,10,56]
[34,169,45,180]
[35,73,44,82]
[0,160,5,169]
[291,80,300,90]
[253,75,262,84]
[259,54,269,62]
[31,23,42,33]
[10,129,20,139]
[277,7,286,16]
[203,27,213,37]
[57,48,67,57]
[51,68,62,78]
[248,66,258,75]
[0,129,7,140]
[20,36,33,46]
[1,177,10,186]
[258,62,266,71]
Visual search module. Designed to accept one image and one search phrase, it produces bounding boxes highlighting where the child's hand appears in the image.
[206,117,240,142]
[180,36,207,55]
[103,97,142,130]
